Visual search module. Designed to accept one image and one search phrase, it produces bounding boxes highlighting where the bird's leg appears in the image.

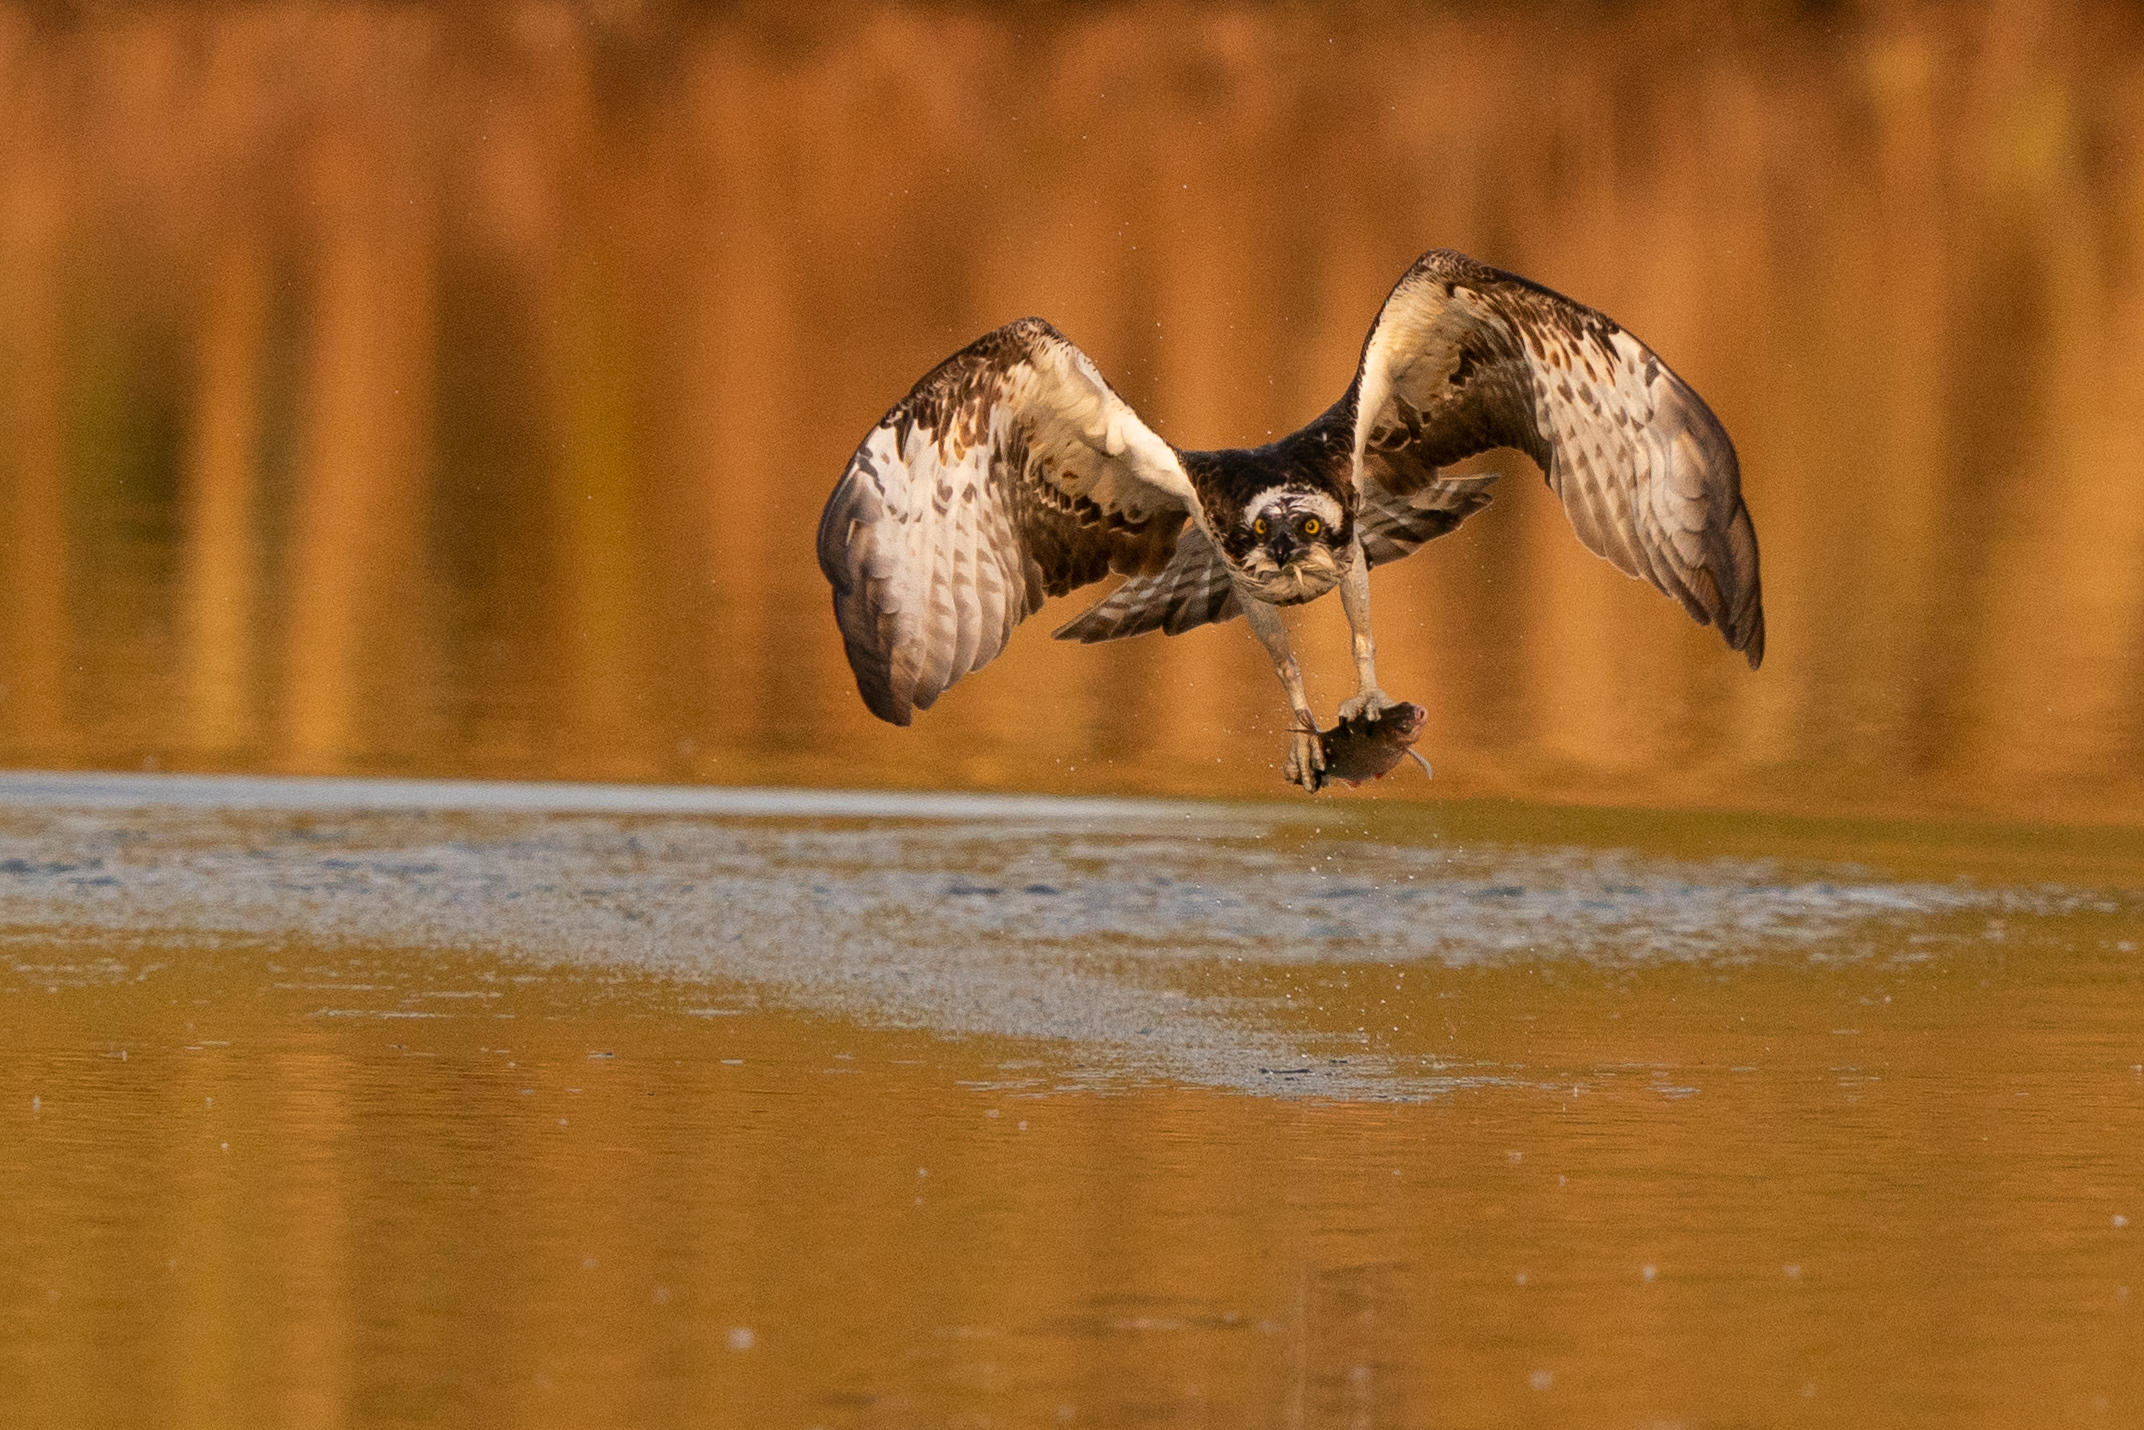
[1334,537,1392,722]
[1242,596,1324,791]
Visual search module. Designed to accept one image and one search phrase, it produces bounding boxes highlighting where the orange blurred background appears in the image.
[2,0,2142,824]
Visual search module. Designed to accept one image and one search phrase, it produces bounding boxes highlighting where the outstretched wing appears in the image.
[1353,249,1764,666]
[818,318,1197,724]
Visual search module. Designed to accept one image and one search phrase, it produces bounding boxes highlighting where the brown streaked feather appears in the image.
[818,319,1197,725]
[1353,249,1764,666]
[1052,523,1242,643]
[1356,472,1498,568]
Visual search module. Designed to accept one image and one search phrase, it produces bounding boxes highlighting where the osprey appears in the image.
[818,249,1764,791]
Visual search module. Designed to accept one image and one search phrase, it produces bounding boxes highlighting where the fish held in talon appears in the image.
[1313,700,1433,787]
[818,248,1765,791]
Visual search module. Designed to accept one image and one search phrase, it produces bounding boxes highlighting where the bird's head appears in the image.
[1228,486,1349,600]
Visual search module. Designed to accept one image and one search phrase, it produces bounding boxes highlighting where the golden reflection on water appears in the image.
[1,3,2142,821]
[2,928,2140,1428]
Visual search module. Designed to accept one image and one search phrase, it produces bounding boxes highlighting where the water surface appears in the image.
[5,3,2144,822]
[3,776,2139,1426]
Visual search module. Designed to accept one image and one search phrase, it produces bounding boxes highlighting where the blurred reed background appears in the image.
[1,0,2140,824]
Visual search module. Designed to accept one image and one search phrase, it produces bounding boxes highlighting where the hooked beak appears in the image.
[1267,531,1298,565]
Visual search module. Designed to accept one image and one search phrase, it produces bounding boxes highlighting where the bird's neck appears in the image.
[1179,402,1356,518]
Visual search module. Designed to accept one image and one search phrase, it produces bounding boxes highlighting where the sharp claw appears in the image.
[1284,725,1324,793]
[1337,688,1392,724]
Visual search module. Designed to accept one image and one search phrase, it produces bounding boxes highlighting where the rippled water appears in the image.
[3,776,2140,1425]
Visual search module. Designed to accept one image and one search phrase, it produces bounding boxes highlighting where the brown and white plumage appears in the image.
[1352,249,1763,664]
[817,318,1195,724]
[819,249,1764,784]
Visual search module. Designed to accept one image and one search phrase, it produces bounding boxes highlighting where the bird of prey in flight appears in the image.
[818,248,1763,790]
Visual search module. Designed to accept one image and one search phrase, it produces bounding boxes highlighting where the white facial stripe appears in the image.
[1244,486,1291,526]
[1245,487,1346,529]
[1296,492,1345,527]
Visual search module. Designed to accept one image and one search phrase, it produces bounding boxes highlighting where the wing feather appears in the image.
[1052,523,1242,643]
[819,319,1196,724]
[1355,472,1499,568]
[948,462,982,680]
[1352,249,1764,666]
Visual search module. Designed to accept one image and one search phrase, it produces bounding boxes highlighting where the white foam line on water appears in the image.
[0,770,1260,827]
[0,786,2117,1101]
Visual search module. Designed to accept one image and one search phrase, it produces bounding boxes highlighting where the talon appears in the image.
[1336,687,1393,724]
[1284,725,1325,793]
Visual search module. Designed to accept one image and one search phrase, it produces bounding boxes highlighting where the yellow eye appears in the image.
[1303,517,1321,536]
[1254,517,1268,536]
